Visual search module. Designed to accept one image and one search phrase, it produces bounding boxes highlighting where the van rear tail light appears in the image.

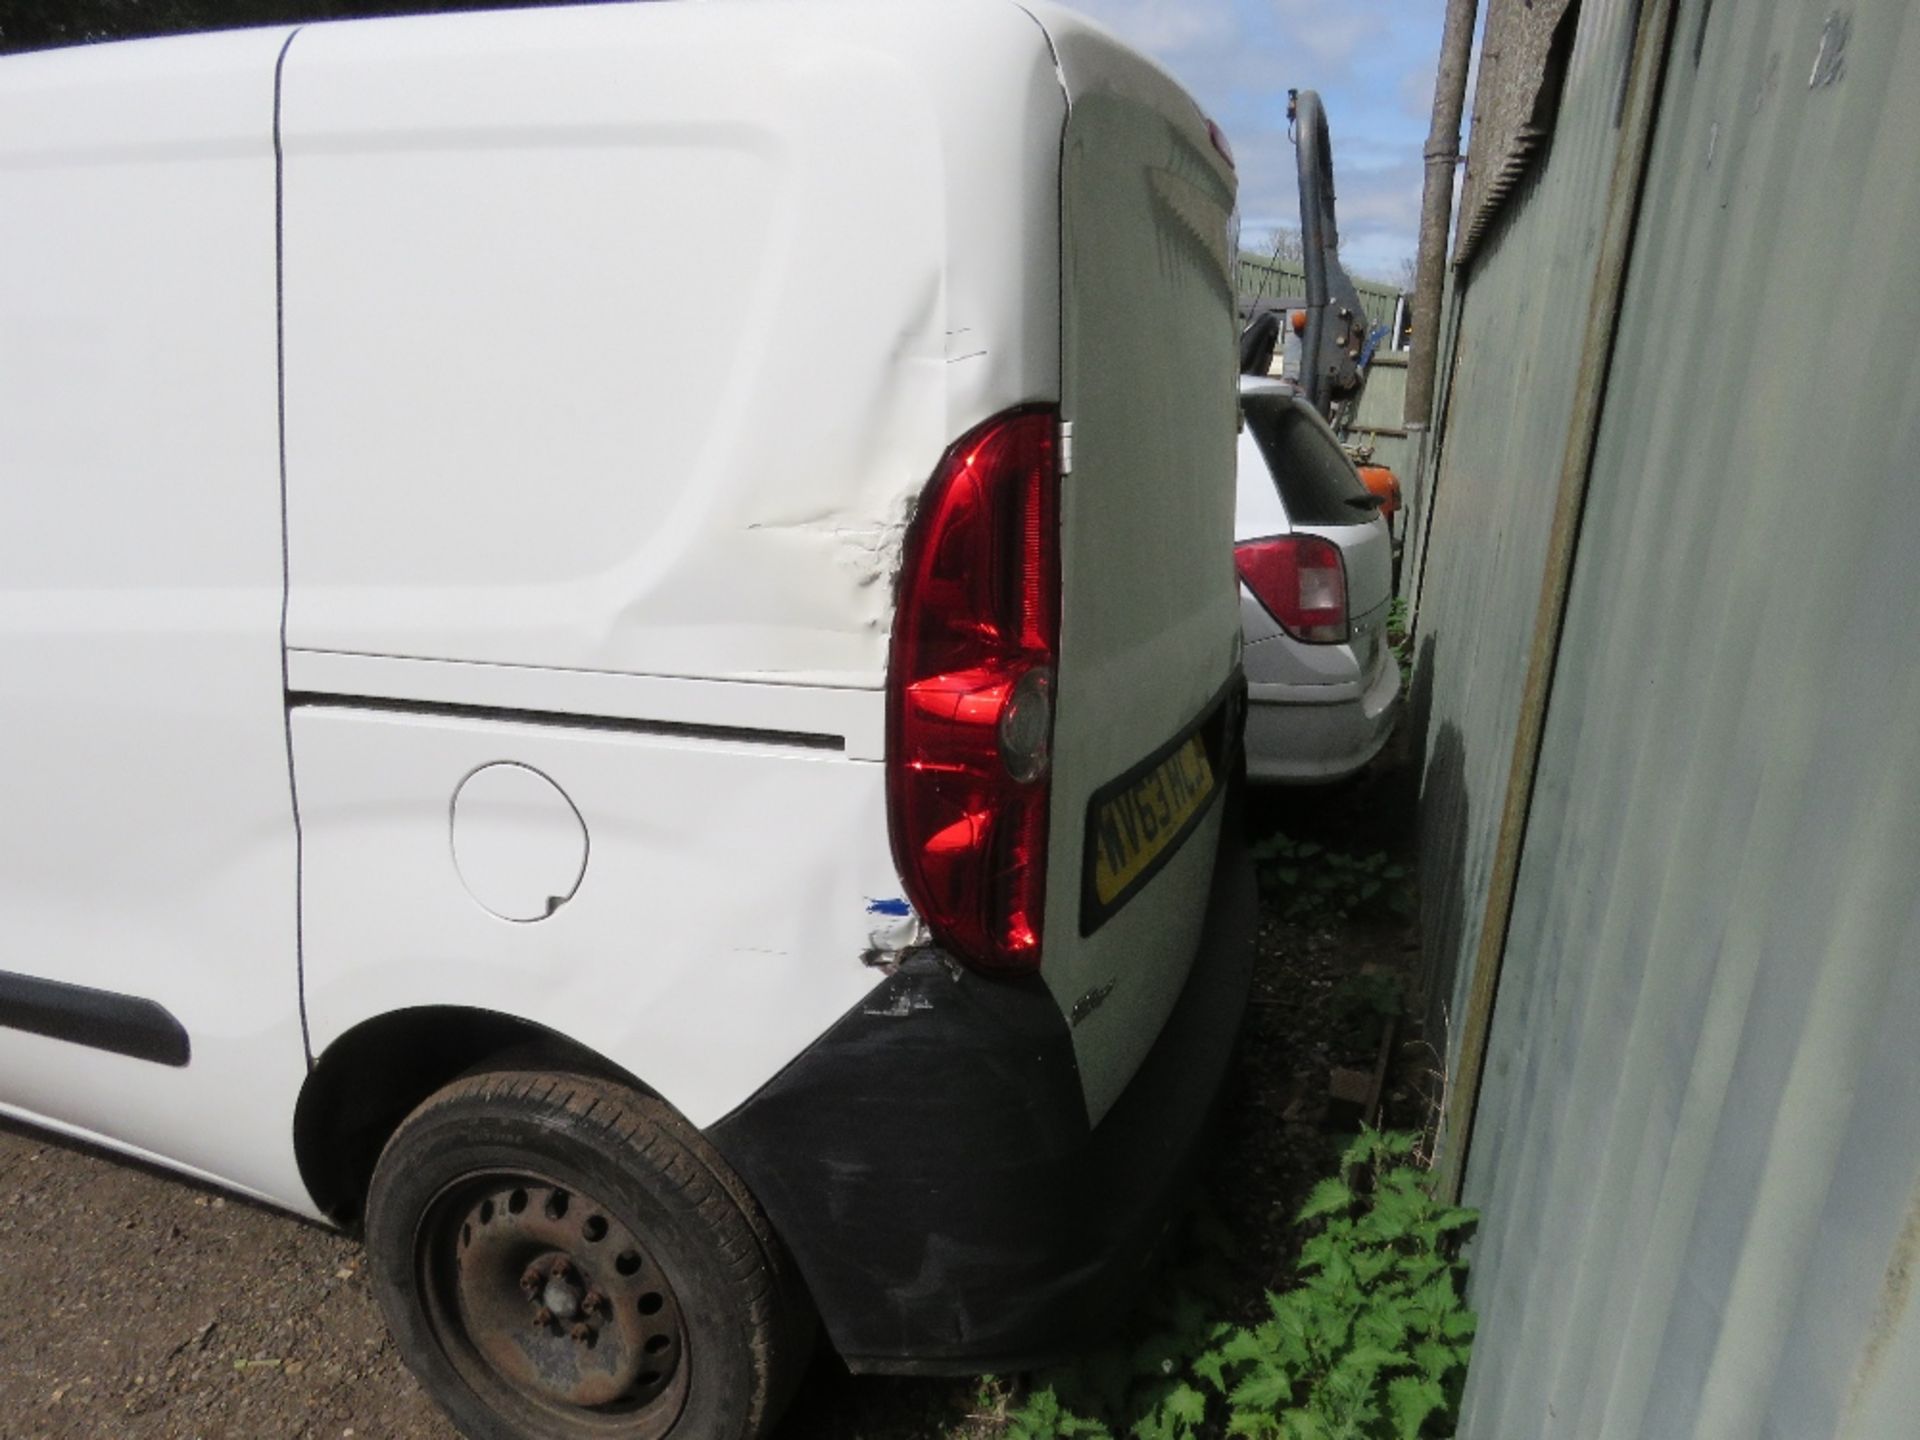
[887,408,1059,974]
[1235,535,1349,643]
[1206,117,1236,170]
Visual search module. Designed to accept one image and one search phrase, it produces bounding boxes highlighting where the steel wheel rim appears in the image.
[417,1172,690,1435]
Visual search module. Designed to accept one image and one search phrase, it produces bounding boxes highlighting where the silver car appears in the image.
[1235,377,1401,783]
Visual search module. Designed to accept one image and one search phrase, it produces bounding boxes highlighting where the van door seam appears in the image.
[272,24,314,1072]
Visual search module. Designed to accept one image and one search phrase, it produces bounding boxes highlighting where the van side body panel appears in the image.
[0,30,312,1209]
[291,707,902,1129]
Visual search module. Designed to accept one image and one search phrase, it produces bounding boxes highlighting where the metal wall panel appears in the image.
[1398,261,1462,611]
[1412,0,1640,1063]
[1342,352,1415,492]
[1346,349,1407,434]
[1455,2,1920,1436]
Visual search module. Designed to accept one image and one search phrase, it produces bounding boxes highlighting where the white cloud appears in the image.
[1060,0,1445,285]
[1269,0,1390,71]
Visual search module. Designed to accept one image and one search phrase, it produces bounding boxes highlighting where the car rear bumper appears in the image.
[1245,648,1401,783]
[705,802,1257,1374]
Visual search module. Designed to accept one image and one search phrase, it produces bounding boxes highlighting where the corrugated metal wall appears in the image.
[1397,261,1461,613]
[1411,0,1640,1061]
[1418,0,1920,1434]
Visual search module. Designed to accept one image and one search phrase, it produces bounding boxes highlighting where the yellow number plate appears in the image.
[1089,733,1216,909]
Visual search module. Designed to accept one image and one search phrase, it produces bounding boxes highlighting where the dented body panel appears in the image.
[279,0,1066,701]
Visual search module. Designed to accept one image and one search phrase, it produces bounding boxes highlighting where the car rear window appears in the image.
[1242,392,1373,526]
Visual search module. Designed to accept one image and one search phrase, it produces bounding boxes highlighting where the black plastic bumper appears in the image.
[706,805,1257,1375]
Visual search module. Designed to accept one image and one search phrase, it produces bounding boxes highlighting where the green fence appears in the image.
[1236,253,1403,345]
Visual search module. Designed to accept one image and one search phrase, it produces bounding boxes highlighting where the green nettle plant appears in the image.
[1249,835,1412,923]
[1005,1130,1477,1440]
[1385,599,1412,689]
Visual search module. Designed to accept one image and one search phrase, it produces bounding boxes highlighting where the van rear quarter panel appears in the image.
[293,707,904,1129]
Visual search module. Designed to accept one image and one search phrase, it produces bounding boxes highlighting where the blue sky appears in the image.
[1062,0,1447,284]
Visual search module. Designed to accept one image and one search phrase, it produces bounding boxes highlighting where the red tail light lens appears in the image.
[1206,117,1236,170]
[887,408,1059,974]
[1235,535,1349,643]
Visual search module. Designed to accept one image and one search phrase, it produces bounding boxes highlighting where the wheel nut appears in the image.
[519,1265,544,1296]
[569,1322,592,1342]
[549,1257,574,1282]
[582,1289,606,1318]
[532,1306,553,1329]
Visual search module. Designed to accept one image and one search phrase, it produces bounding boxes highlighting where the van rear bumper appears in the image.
[706,802,1256,1375]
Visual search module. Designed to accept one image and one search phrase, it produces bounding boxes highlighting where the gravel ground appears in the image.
[0,748,1425,1440]
[0,1133,450,1440]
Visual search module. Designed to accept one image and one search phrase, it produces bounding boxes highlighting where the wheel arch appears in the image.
[293,1005,654,1228]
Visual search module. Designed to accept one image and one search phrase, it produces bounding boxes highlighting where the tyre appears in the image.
[365,1068,809,1440]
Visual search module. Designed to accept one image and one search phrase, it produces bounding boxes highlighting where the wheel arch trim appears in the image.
[292,1003,658,1226]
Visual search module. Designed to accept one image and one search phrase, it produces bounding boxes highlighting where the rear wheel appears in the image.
[365,1069,807,1440]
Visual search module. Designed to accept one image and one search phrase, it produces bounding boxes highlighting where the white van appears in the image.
[0,3,1253,1435]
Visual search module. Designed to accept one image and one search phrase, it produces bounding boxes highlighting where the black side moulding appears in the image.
[0,969,191,1068]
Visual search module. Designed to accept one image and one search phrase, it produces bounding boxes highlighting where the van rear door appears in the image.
[1033,8,1242,1123]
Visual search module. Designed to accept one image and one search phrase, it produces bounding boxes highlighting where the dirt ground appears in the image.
[0,746,1428,1440]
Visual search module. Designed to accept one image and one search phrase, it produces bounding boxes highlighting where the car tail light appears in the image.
[1235,535,1349,643]
[887,407,1059,974]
